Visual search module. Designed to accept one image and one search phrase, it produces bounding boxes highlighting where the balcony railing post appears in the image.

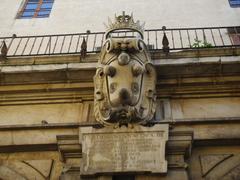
[80,37,87,59]
[7,34,16,53]
[0,40,8,59]
[49,36,51,54]
[162,26,169,54]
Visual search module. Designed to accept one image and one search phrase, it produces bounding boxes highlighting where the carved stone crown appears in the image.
[105,11,145,39]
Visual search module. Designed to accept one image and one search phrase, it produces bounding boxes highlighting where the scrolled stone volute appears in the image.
[94,14,156,126]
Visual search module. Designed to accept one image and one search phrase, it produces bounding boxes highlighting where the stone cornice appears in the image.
[0,82,93,106]
[0,122,240,152]
[1,56,240,74]
[0,50,239,102]
[0,117,239,131]
[0,56,239,83]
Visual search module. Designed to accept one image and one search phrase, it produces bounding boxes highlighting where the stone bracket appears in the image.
[167,130,193,169]
[56,135,82,163]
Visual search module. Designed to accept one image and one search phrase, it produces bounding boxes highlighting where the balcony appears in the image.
[0,26,240,58]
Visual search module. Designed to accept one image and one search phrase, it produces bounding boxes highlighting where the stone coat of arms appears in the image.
[94,12,156,127]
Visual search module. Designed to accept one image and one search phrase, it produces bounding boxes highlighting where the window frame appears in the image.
[17,0,54,19]
[228,0,240,8]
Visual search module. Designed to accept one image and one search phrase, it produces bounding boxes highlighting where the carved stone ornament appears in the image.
[94,12,156,126]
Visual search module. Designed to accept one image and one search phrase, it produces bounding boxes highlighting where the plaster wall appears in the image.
[0,0,240,36]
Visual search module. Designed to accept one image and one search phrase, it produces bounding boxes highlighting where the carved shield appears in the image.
[94,37,156,126]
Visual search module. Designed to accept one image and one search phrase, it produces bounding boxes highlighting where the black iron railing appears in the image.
[0,26,239,58]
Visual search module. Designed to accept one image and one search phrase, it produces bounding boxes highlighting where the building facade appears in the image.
[0,0,240,179]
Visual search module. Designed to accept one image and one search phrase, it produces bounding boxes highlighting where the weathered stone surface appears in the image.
[94,13,156,126]
[171,97,240,119]
[80,124,168,176]
[199,154,232,176]
[0,152,63,180]
[0,103,83,126]
[190,146,240,180]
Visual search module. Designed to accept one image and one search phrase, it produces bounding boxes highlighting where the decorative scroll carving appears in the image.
[94,12,156,126]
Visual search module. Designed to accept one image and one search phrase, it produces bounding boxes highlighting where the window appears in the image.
[18,0,54,18]
[229,0,240,7]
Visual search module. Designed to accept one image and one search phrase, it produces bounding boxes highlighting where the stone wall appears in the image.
[0,49,240,179]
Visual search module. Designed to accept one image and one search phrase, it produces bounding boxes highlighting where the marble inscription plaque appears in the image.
[80,124,168,176]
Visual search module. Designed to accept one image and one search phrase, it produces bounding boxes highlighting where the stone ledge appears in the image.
[0,117,239,130]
